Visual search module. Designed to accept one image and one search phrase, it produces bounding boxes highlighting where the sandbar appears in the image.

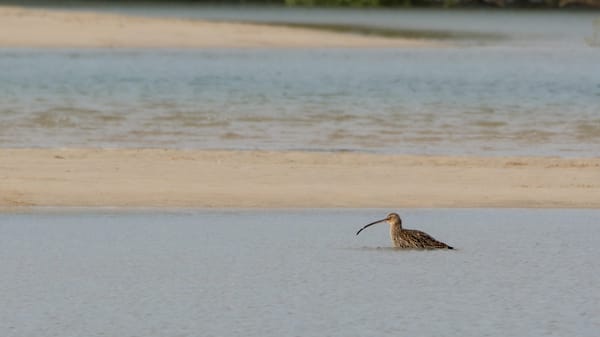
[1,149,599,209]
[0,6,435,48]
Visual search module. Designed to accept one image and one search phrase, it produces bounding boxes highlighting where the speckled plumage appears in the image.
[356,213,453,249]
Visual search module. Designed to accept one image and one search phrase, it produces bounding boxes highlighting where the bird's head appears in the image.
[385,213,401,226]
[356,212,402,236]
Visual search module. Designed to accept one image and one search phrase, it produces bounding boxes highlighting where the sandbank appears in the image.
[0,6,435,48]
[1,149,599,209]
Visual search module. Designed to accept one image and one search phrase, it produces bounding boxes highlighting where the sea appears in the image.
[1,209,599,337]
[1,7,599,156]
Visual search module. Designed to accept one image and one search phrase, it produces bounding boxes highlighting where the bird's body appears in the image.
[357,213,453,250]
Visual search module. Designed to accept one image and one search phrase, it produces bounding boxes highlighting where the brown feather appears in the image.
[392,228,453,249]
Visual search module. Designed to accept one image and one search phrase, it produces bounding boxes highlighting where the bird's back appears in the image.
[394,228,453,249]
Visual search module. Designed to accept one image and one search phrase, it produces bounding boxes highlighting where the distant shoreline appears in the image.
[4,0,600,9]
[2,148,599,210]
[0,6,438,48]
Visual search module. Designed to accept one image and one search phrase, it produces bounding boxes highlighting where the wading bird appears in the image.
[356,213,453,249]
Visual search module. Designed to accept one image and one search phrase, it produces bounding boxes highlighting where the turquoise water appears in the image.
[1,8,599,156]
[1,209,599,336]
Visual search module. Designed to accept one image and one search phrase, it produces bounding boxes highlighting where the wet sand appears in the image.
[0,6,434,48]
[1,149,599,209]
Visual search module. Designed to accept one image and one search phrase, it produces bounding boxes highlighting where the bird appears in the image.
[356,213,453,249]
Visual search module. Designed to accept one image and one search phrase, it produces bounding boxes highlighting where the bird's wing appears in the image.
[405,229,449,249]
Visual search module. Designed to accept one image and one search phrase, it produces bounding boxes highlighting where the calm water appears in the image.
[64,6,599,46]
[1,209,599,336]
[1,8,599,156]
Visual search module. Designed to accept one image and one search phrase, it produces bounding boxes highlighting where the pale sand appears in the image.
[1,149,599,209]
[0,6,434,48]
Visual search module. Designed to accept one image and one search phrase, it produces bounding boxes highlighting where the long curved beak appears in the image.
[356,218,387,236]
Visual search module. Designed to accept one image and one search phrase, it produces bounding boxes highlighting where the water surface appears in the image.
[1,209,599,336]
[2,46,599,155]
[63,6,600,47]
[1,8,599,156]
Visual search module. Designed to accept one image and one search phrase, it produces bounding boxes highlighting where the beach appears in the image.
[0,6,433,48]
[2,149,599,209]
[1,7,598,210]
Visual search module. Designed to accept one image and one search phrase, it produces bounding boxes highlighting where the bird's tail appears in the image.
[447,246,454,250]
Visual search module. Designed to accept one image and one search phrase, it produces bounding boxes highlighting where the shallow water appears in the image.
[64,6,599,47]
[1,209,599,336]
[1,8,599,156]
[2,47,599,156]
